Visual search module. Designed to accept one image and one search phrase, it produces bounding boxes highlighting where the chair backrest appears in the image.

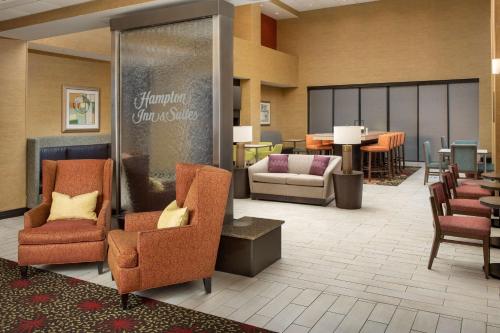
[448,163,460,186]
[259,142,273,152]
[450,144,477,174]
[429,182,448,232]
[422,141,433,165]
[377,134,391,149]
[42,159,113,213]
[441,171,457,200]
[440,136,448,149]
[272,144,283,154]
[453,140,478,145]
[306,134,320,146]
[261,130,282,146]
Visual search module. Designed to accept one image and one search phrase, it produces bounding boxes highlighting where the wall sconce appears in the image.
[493,59,500,75]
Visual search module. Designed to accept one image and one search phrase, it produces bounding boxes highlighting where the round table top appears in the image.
[480,196,500,209]
[482,172,500,180]
[283,139,305,142]
[333,170,364,177]
[244,143,272,148]
[479,181,500,191]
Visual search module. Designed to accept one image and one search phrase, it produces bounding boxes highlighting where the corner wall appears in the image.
[0,38,27,212]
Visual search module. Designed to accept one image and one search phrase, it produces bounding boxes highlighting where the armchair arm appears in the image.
[96,200,111,230]
[124,211,162,232]
[323,156,342,198]
[137,225,206,286]
[24,203,51,229]
[248,157,269,192]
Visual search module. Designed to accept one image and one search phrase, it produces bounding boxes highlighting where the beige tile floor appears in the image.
[2,166,500,333]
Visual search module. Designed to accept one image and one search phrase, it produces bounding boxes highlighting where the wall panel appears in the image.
[419,85,448,161]
[308,89,332,133]
[334,88,358,126]
[361,87,387,132]
[389,86,418,161]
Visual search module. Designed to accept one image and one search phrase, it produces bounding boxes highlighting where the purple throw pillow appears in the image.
[268,154,289,173]
[309,155,330,176]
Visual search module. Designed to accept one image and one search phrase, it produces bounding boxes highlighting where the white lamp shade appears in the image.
[493,59,500,75]
[333,126,362,145]
[233,126,253,143]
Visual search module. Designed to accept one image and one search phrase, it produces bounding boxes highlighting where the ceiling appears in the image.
[0,0,93,21]
[280,0,378,12]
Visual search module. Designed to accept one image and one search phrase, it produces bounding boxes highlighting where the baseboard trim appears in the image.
[0,207,28,220]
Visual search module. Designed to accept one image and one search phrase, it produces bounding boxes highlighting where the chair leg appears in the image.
[368,152,372,182]
[424,167,429,185]
[19,266,28,279]
[121,293,129,310]
[203,277,212,294]
[484,237,490,279]
[428,232,441,270]
[402,144,406,169]
[111,274,114,281]
[97,261,104,275]
[360,151,364,175]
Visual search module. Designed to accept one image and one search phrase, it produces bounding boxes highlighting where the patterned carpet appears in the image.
[363,166,421,186]
[0,258,273,333]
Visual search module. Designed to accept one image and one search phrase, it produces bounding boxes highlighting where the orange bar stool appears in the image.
[321,139,334,154]
[306,134,331,155]
[360,133,392,182]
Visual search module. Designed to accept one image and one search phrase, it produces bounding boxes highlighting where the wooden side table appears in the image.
[233,167,250,199]
[333,171,363,209]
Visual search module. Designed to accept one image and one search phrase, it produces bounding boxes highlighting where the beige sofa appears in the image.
[248,155,342,206]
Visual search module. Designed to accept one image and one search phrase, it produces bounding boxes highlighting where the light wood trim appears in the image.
[0,0,155,32]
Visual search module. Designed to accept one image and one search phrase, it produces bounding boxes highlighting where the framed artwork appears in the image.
[62,86,100,132]
[260,101,271,125]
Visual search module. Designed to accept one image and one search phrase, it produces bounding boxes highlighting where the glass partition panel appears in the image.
[308,89,333,133]
[389,86,418,161]
[334,88,359,126]
[360,87,387,132]
[449,82,479,145]
[119,18,213,212]
[419,85,447,161]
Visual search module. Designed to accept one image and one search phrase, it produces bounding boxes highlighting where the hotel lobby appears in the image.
[1,0,500,332]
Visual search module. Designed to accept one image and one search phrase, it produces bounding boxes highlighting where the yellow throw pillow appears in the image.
[157,200,189,229]
[48,191,99,221]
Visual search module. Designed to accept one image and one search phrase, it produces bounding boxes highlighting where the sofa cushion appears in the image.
[268,154,289,173]
[108,230,138,268]
[288,154,315,174]
[309,155,331,176]
[19,219,105,245]
[286,174,324,187]
[253,173,288,184]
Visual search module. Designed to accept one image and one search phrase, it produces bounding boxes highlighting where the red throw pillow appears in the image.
[268,154,289,173]
[309,155,330,176]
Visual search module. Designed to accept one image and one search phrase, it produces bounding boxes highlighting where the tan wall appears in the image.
[277,0,493,148]
[32,28,111,58]
[27,51,111,137]
[0,38,27,211]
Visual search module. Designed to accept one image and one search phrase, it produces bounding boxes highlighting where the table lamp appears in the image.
[233,126,253,168]
[334,126,362,174]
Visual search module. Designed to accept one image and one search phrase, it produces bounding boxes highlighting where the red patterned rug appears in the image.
[0,258,273,333]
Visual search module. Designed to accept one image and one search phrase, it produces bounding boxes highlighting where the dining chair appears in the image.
[257,144,283,160]
[450,144,478,178]
[448,163,492,199]
[440,136,448,149]
[441,171,491,218]
[306,134,331,155]
[428,182,490,278]
[453,140,478,145]
[360,133,392,182]
[423,141,447,184]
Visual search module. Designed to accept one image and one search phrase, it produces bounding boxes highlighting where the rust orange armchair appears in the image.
[107,163,232,309]
[18,159,113,278]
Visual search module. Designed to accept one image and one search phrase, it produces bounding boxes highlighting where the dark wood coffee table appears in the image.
[480,196,500,279]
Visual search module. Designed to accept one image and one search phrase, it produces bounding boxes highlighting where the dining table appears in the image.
[480,196,500,279]
[283,138,305,154]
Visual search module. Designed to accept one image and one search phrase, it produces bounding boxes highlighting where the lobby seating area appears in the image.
[4,0,500,332]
